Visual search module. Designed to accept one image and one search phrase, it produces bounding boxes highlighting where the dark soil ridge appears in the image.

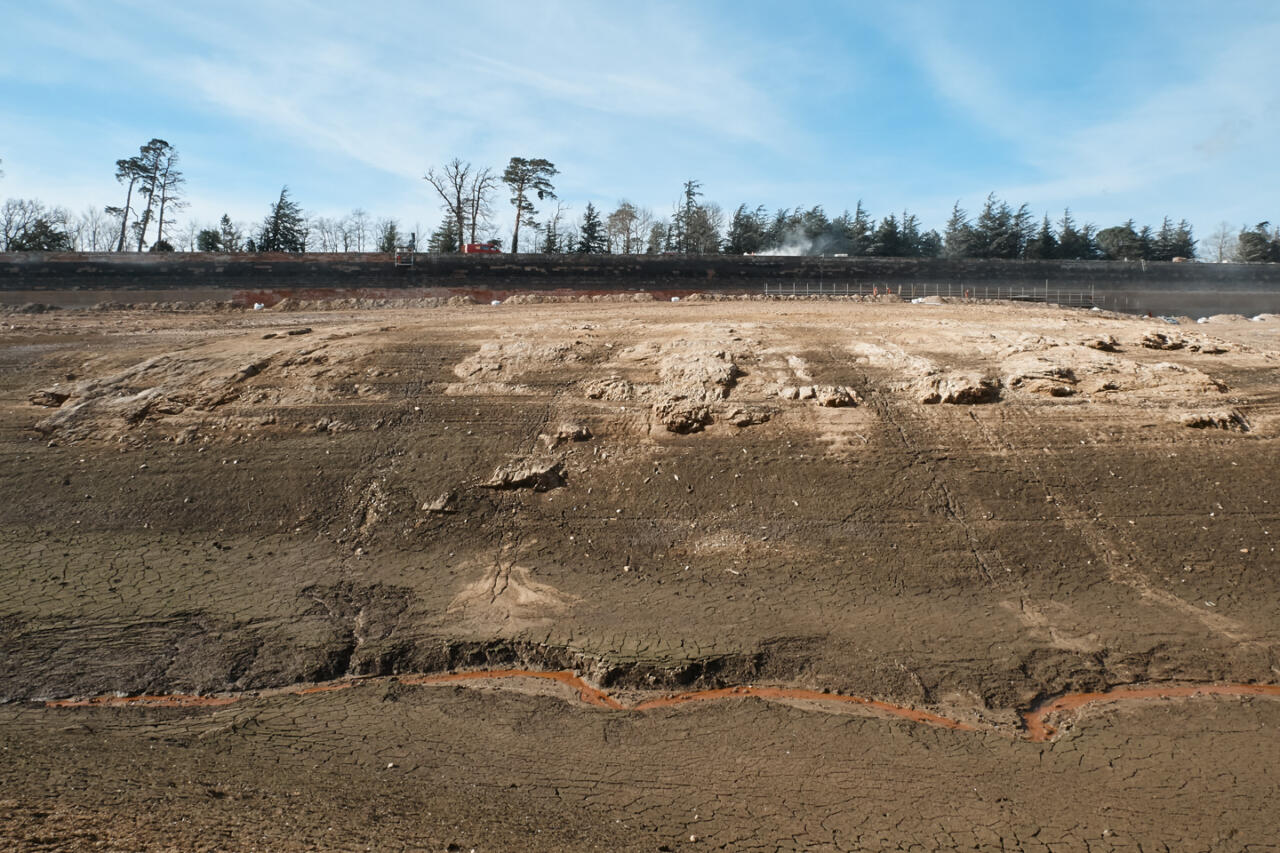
[6,624,1271,721]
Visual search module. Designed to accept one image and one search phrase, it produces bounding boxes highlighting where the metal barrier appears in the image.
[761,280,1098,307]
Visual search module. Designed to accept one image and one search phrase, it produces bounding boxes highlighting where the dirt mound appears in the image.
[448,563,580,633]
[1000,344,1227,400]
[453,339,588,381]
[28,329,392,443]
[850,341,1001,404]
[915,371,1001,404]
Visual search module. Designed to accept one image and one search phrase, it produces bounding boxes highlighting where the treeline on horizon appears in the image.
[4,145,1280,264]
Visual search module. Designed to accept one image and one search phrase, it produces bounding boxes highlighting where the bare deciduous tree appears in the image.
[71,207,109,251]
[348,208,371,251]
[424,159,472,252]
[1204,221,1238,263]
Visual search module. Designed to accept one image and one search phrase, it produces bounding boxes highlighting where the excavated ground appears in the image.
[1,297,1278,850]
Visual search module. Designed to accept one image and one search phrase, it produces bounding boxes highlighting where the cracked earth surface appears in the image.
[2,298,1278,850]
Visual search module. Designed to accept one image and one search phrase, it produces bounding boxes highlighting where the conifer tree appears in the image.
[725,204,766,254]
[943,202,975,259]
[257,187,307,252]
[575,202,607,253]
[502,157,557,253]
[1024,215,1058,259]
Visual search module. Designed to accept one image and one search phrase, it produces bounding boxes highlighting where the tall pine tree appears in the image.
[576,202,607,254]
[257,187,307,252]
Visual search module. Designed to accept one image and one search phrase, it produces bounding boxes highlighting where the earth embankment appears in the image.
[2,298,1278,850]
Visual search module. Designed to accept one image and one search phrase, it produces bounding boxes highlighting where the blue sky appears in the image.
[2,0,1278,246]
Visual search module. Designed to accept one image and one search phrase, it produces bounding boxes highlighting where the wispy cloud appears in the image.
[4,0,1278,237]
[881,2,1280,225]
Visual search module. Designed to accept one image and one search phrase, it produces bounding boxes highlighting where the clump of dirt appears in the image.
[777,385,859,406]
[851,342,1001,404]
[453,340,588,382]
[28,389,69,408]
[646,342,744,431]
[654,400,713,433]
[483,456,566,491]
[1181,410,1250,431]
[583,376,635,401]
[1082,334,1120,352]
[1142,330,1185,350]
[541,423,592,448]
[915,371,1002,404]
[447,339,594,396]
[654,344,741,401]
[724,406,773,426]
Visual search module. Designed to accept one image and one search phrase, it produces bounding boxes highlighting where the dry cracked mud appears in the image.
[2,297,1278,850]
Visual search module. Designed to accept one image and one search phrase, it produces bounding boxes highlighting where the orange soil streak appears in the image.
[295,682,356,695]
[401,669,625,710]
[42,673,1280,742]
[1021,683,1280,742]
[631,685,976,731]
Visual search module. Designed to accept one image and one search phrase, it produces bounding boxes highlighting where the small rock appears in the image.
[423,492,457,513]
[814,385,859,407]
[1083,335,1119,352]
[654,401,712,434]
[542,423,592,447]
[484,457,567,491]
[725,407,771,427]
[1141,331,1184,350]
[28,389,70,408]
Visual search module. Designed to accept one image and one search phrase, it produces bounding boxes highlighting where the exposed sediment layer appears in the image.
[4,299,1279,850]
[47,668,1280,743]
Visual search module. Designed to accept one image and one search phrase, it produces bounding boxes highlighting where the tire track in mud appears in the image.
[993,402,1266,646]
[43,668,1280,743]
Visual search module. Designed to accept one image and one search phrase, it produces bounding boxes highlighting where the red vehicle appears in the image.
[463,242,501,254]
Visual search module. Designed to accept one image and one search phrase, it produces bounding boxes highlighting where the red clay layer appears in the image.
[1019,682,1280,742]
[43,671,1280,741]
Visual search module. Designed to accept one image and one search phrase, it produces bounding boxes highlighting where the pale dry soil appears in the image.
[1,298,1278,850]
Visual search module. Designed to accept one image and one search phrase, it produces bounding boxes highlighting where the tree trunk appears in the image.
[510,177,527,253]
[156,190,168,247]
[135,161,162,251]
[455,188,466,251]
[115,178,135,253]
